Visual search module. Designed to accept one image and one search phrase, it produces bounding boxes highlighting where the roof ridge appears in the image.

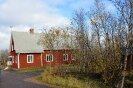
[11,31,41,34]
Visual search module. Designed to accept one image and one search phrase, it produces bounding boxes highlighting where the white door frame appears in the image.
[41,53,43,67]
[17,53,20,69]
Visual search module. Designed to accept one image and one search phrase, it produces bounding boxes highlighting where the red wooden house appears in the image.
[9,29,75,69]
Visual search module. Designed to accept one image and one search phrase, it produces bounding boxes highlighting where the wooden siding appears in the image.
[42,50,74,66]
[10,50,18,68]
[10,50,75,69]
[19,53,42,68]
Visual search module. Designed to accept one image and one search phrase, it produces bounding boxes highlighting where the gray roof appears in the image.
[10,31,44,53]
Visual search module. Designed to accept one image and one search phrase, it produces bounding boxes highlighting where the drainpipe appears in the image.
[18,53,20,69]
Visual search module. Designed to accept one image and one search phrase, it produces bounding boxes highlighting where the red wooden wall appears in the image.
[19,53,42,68]
[10,50,18,68]
[10,50,75,69]
[42,50,74,66]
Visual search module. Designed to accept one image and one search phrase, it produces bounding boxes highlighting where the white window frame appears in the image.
[8,56,13,64]
[71,54,76,60]
[63,54,68,61]
[27,55,34,63]
[46,54,53,62]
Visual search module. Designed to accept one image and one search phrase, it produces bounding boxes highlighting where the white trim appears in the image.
[71,54,76,60]
[7,61,12,66]
[46,54,53,62]
[63,54,68,61]
[41,53,43,66]
[11,44,14,51]
[12,56,14,63]
[8,56,14,62]
[15,56,18,63]
[18,53,20,69]
[27,55,34,63]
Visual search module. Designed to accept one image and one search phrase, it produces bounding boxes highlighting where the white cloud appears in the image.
[0,0,71,49]
[0,26,10,50]
[0,0,115,50]
[0,25,43,50]
[0,0,70,26]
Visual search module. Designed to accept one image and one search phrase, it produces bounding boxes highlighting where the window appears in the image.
[46,54,53,62]
[9,56,14,63]
[63,54,68,61]
[71,54,76,60]
[27,55,34,63]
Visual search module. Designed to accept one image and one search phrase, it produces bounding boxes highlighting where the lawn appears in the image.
[18,67,46,73]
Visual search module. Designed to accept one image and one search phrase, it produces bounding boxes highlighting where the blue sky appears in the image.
[0,0,115,49]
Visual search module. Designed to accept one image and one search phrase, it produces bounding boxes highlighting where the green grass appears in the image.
[18,67,46,73]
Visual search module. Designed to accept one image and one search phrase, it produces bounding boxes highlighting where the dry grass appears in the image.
[37,72,107,88]
[17,66,108,88]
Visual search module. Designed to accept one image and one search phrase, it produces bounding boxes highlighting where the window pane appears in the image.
[50,55,51,61]
[27,55,33,63]
[31,58,32,62]
[46,54,53,62]
[63,54,68,61]
[28,58,30,62]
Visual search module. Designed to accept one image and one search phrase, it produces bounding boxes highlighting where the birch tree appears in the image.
[110,0,133,87]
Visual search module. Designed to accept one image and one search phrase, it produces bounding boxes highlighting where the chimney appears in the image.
[29,28,34,34]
